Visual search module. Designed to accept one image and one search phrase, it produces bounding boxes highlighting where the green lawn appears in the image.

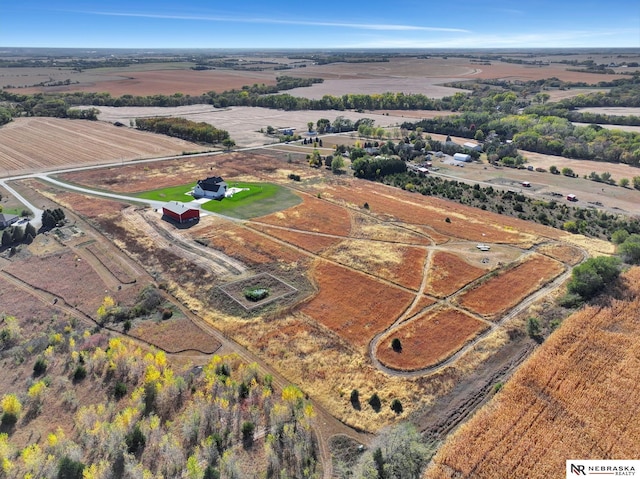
[201,182,301,219]
[135,182,301,219]
[135,184,196,202]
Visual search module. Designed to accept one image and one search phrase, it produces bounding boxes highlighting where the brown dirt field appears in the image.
[424,267,640,479]
[3,249,140,318]
[9,56,634,100]
[323,240,427,291]
[192,221,307,265]
[376,308,488,371]
[0,117,203,177]
[255,193,351,237]
[456,254,565,319]
[300,261,414,351]
[249,223,341,254]
[129,316,221,353]
[537,242,585,265]
[12,68,278,97]
[426,251,488,298]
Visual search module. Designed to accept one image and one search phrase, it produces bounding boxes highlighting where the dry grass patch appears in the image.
[4,250,140,318]
[350,213,433,245]
[256,193,351,236]
[426,251,488,298]
[30,186,130,218]
[323,240,427,290]
[129,316,221,353]
[194,221,307,264]
[456,254,565,319]
[376,308,488,371]
[424,267,640,479]
[413,295,438,313]
[58,152,283,193]
[318,181,535,245]
[249,223,341,253]
[301,261,414,351]
[537,242,585,265]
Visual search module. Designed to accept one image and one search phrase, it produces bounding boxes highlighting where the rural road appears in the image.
[0,179,44,228]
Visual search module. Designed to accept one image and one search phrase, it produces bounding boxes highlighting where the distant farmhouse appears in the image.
[0,213,19,228]
[193,176,227,199]
[463,142,482,152]
[162,201,200,224]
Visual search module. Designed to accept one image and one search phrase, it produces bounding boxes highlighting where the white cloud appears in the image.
[83,10,470,33]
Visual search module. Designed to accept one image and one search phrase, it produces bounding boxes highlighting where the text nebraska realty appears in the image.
[571,463,636,476]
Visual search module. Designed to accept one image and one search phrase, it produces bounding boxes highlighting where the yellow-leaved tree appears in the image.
[0,394,22,426]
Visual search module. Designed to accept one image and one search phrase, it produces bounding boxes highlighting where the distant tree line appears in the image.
[403,111,640,166]
[135,117,230,144]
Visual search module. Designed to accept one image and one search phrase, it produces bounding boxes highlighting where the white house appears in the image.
[453,153,472,162]
[193,176,227,199]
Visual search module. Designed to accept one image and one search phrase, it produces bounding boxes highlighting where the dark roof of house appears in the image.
[0,213,18,223]
[197,176,227,192]
[162,201,199,216]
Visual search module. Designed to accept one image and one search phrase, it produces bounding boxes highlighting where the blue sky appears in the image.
[1,0,639,49]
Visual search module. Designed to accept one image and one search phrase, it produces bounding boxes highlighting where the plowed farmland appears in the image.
[424,267,640,479]
[0,117,202,176]
[455,254,565,319]
[377,308,489,371]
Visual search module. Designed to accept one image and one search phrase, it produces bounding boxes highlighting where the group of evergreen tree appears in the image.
[1,221,36,248]
[41,208,65,230]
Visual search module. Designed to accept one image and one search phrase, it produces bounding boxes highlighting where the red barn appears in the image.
[162,202,200,223]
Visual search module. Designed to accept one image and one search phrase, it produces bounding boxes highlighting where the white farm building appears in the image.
[453,153,472,162]
[193,176,228,199]
[463,142,482,152]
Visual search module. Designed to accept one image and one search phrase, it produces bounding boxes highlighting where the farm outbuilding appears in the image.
[463,142,482,152]
[453,153,472,162]
[193,176,227,199]
[162,202,200,224]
